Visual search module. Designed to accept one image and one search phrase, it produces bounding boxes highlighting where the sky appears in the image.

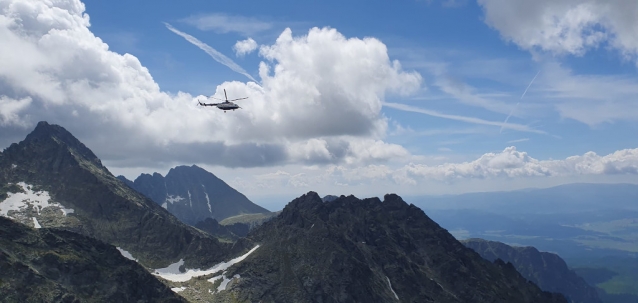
[1,0,637,209]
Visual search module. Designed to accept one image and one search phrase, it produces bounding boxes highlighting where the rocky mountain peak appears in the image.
[4,121,104,172]
[211,192,568,302]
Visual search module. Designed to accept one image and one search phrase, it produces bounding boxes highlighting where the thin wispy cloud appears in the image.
[164,23,258,83]
[507,138,529,143]
[383,102,546,134]
[500,70,540,133]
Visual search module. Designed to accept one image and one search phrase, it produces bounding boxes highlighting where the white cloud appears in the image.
[0,96,31,126]
[181,13,272,36]
[234,38,258,57]
[396,146,638,183]
[0,0,421,169]
[478,0,638,63]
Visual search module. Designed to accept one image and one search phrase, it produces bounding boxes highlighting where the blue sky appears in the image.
[1,0,637,208]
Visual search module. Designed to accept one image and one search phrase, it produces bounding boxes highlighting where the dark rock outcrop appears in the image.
[0,216,186,303]
[463,238,602,303]
[212,192,568,303]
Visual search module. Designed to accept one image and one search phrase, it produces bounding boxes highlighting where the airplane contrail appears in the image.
[500,70,540,133]
[164,23,258,83]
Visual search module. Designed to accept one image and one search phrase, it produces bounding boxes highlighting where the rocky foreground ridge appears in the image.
[209,192,568,303]
[0,216,186,303]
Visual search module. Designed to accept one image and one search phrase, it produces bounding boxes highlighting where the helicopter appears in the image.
[198,89,248,112]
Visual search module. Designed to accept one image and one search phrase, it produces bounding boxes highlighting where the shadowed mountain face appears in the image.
[119,165,270,225]
[0,122,248,269]
[463,239,602,303]
[212,192,568,303]
[0,216,186,303]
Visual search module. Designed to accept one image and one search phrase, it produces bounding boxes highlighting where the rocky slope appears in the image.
[463,238,602,303]
[0,122,249,269]
[209,192,568,303]
[119,165,270,225]
[0,216,186,303]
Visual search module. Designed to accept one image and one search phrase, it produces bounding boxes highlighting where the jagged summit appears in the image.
[18,121,103,168]
[210,191,568,303]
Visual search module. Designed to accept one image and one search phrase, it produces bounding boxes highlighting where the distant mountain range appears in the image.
[1,121,611,302]
[463,238,601,303]
[118,165,270,225]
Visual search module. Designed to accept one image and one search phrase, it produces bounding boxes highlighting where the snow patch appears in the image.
[32,217,41,228]
[161,202,167,209]
[116,247,137,261]
[203,185,212,214]
[386,276,399,301]
[208,274,241,292]
[311,223,315,229]
[0,182,73,217]
[187,190,192,208]
[165,195,184,204]
[153,245,260,282]
[60,208,74,216]
[11,164,17,169]
[171,287,186,293]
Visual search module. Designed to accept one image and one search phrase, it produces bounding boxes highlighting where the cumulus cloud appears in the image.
[478,0,638,63]
[0,0,421,169]
[395,146,638,184]
[0,96,31,126]
[234,38,258,57]
[181,13,272,36]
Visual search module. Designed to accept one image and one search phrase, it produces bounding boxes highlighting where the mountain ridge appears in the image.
[0,121,251,269]
[463,238,602,303]
[208,191,568,303]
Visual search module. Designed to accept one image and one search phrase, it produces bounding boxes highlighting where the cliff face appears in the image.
[209,192,568,303]
[463,238,602,303]
[0,216,186,303]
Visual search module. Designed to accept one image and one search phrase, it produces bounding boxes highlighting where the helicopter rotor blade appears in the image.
[228,97,249,102]
[224,89,228,101]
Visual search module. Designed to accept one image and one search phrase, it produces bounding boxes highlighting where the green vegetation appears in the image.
[220,212,280,226]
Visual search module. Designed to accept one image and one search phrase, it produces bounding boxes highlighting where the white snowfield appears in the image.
[32,217,41,228]
[171,286,186,293]
[153,245,260,282]
[116,247,137,261]
[0,182,74,217]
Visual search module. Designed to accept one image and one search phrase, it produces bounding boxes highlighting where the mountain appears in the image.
[0,216,186,303]
[463,238,601,303]
[119,165,270,225]
[208,192,568,303]
[0,121,249,269]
